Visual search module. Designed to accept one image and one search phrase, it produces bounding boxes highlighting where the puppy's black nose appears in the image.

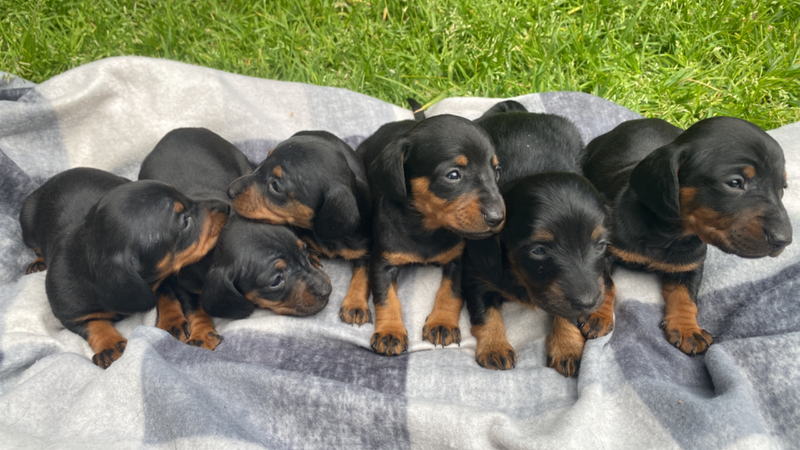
[766,230,792,252]
[227,177,248,199]
[482,209,505,228]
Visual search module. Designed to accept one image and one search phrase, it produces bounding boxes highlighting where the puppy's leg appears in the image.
[470,303,516,370]
[77,319,127,369]
[580,271,616,339]
[174,284,223,350]
[26,247,47,274]
[155,282,190,342]
[339,258,372,325]
[661,268,713,356]
[546,316,585,377]
[423,259,463,347]
[370,260,408,356]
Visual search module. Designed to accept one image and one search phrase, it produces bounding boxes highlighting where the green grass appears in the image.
[1,0,799,129]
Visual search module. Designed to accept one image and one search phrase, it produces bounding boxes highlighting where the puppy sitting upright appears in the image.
[227,131,372,325]
[583,117,792,356]
[463,101,612,376]
[357,114,505,356]
[20,167,228,368]
[139,128,331,335]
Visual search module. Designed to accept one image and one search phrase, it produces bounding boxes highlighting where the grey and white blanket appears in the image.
[1,57,798,449]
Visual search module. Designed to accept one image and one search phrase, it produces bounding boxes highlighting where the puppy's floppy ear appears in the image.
[371,138,408,202]
[200,264,255,320]
[94,251,157,313]
[629,142,686,220]
[315,185,360,240]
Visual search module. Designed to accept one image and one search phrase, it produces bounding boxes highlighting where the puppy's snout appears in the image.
[227,177,248,199]
[570,295,599,312]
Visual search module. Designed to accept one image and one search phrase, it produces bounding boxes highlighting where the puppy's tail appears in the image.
[407,98,426,121]
[478,100,528,120]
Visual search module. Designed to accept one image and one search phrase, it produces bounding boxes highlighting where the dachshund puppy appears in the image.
[200,216,332,319]
[462,102,612,376]
[583,117,792,355]
[139,128,331,339]
[357,114,505,356]
[20,167,228,368]
[227,131,373,325]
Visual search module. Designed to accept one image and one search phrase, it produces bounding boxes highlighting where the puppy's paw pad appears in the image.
[422,322,461,347]
[579,313,614,339]
[661,321,713,356]
[91,340,127,369]
[339,306,372,326]
[370,330,408,356]
[475,342,516,370]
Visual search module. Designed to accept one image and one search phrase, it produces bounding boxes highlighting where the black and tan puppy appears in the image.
[357,114,505,356]
[583,117,792,356]
[20,167,228,368]
[139,128,331,335]
[462,102,613,376]
[227,131,372,325]
[200,216,332,318]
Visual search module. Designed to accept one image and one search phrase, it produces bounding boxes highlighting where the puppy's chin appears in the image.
[709,237,776,259]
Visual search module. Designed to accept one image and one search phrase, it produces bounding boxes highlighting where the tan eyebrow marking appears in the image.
[174,202,184,213]
[455,155,468,166]
[275,259,287,270]
[742,166,755,179]
[532,228,554,242]
[272,165,283,178]
[592,226,605,241]
[491,156,499,166]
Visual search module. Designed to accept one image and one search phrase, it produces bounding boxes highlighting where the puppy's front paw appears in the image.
[475,340,516,370]
[546,335,583,378]
[422,320,461,347]
[187,331,224,350]
[370,329,408,356]
[92,340,127,369]
[661,319,713,356]
[339,305,372,326]
[579,310,614,339]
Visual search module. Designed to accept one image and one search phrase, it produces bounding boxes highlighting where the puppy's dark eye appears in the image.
[530,246,547,257]
[269,181,282,194]
[596,241,607,252]
[446,170,461,181]
[179,213,192,230]
[270,274,284,289]
[494,166,501,182]
[726,177,745,190]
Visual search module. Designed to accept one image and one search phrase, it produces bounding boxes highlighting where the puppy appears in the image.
[200,216,332,318]
[462,102,612,376]
[357,114,505,356]
[583,117,792,355]
[20,167,228,368]
[139,128,331,337]
[227,131,373,325]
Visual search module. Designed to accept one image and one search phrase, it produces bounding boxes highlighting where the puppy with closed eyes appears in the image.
[227,131,372,325]
[20,167,228,368]
[462,101,612,376]
[139,128,331,333]
[583,117,792,356]
[357,114,505,356]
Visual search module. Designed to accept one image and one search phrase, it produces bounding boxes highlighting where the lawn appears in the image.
[1,0,798,129]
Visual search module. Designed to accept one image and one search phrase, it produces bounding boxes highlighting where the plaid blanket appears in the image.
[1,57,798,449]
